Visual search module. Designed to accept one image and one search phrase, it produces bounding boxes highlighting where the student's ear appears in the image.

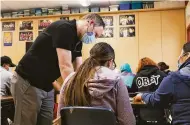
[3,64,9,70]
[2,63,7,68]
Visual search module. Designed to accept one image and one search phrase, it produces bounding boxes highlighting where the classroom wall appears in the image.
[83,9,186,72]
[1,8,186,73]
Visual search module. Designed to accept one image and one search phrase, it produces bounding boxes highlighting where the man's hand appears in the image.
[52,81,61,91]
[134,93,143,102]
[56,48,74,81]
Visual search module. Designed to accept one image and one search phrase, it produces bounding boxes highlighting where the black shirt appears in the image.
[132,65,167,92]
[16,20,82,92]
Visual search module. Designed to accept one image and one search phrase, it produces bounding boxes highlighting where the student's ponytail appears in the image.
[64,42,115,106]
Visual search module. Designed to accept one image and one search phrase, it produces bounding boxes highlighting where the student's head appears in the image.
[136,57,157,73]
[1,56,16,71]
[89,42,115,69]
[120,63,132,73]
[64,42,115,106]
[78,14,105,44]
[178,42,190,68]
[158,62,169,71]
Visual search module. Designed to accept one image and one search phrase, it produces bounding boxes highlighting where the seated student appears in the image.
[1,56,16,96]
[120,63,137,93]
[132,57,167,92]
[57,42,136,125]
[1,56,16,125]
[132,58,168,124]
[158,62,171,75]
[134,42,190,125]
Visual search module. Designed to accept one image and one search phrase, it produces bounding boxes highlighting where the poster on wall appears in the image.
[2,22,15,31]
[119,15,135,25]
[60,17,69,20]
[120,27,135,37]
[102,16,113,26]
[19,31,33,41]
[100,28,113,38]
[3,32,13,46]
[19,21,33,30]
[38,20,53,30]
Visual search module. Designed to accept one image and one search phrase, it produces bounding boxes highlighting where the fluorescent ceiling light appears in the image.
[79,0,91,7]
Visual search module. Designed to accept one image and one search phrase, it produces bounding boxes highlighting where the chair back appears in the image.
[60,107,117,125]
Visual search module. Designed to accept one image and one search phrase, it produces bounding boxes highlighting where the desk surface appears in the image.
[1,96,13,101]
[130,98,147,108]
[131,101,145,105]
[1,96,14,105]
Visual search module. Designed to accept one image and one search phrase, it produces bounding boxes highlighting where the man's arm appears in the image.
[73,57,82,71]
[56,48,74,81]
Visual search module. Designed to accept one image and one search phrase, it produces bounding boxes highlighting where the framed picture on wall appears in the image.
[19,31,33,41]
[100,28,113,38]
[2,22,15,31]
[102,16,113,26]
[120,27,135,37]
[119,15,135,25]
[3,32,13,46]
[19,21,33,30]
[60,17,69,20]
[38,20,53,30]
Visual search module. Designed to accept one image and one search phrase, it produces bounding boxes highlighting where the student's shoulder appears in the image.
[114,76,127,89]
[1,70,13,79]
[161,72,177,85]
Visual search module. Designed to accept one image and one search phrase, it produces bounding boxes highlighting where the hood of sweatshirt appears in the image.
[87,66,120,98]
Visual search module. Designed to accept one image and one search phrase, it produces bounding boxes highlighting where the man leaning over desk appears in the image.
[10,13,105,125]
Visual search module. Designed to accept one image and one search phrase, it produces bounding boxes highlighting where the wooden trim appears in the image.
[0,7,185,21]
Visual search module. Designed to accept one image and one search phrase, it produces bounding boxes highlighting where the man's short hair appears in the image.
[81,13,105,28]
[183,42,190,53]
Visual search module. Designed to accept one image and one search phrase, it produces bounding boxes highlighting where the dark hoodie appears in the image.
[57,67,136,125]
[142,59,190,125]
[132,65,167,92]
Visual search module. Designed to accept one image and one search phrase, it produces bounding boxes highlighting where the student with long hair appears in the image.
[57,42,135,125]
[133,57,168,124]
[133,57,167,92]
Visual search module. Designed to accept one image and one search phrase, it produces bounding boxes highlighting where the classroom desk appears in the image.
[130,99,148,124]
[129,96,147,108]
[1,96,14,125]
[130,100,147,108]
